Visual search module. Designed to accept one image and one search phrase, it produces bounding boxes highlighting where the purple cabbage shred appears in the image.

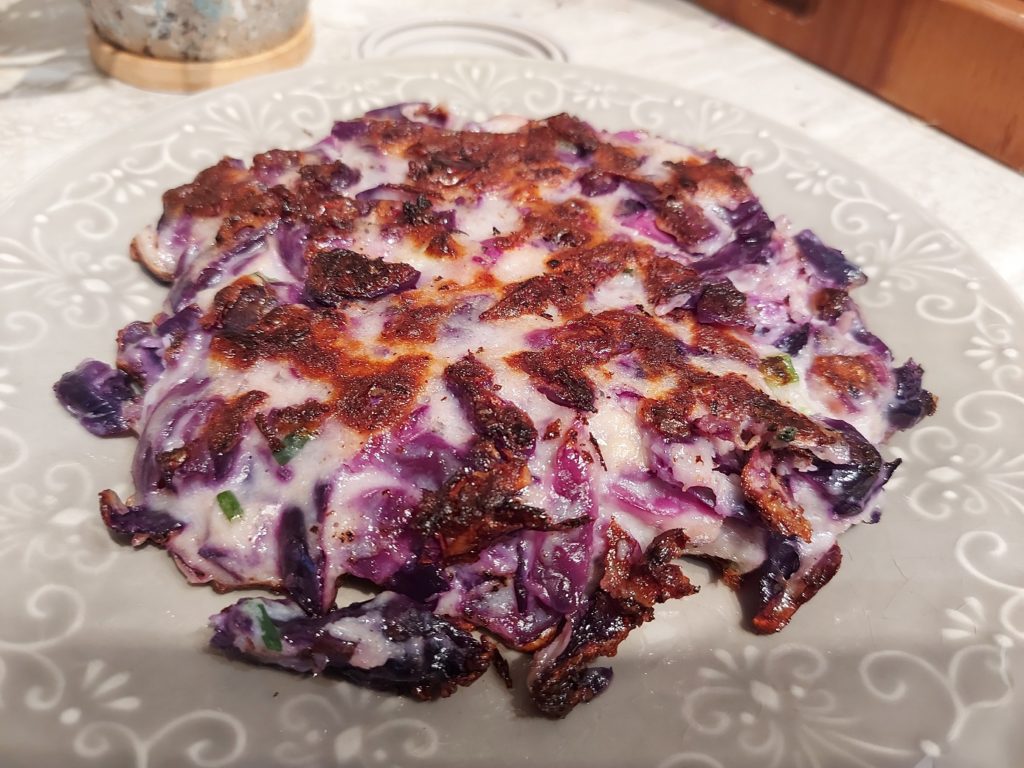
[887,359,935,430]
[53,360,139,437]
[794,229,866,288]
[210,592,496,700]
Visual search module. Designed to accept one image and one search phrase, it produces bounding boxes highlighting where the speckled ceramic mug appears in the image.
[81,0,309,61]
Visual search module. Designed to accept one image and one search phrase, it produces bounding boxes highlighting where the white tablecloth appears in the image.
[2,0,1021,302]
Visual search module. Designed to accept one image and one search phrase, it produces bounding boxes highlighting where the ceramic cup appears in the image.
[81,0,310,61]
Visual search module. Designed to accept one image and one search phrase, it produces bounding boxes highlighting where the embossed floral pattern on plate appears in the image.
[1,58,1022,768]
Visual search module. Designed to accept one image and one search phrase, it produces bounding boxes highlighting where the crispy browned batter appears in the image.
[641,255,703,307]
[809,354,885,408]
[444,355,536,458]
[529,521,697,718]
[380,300,452,343]
[209,291,430,434]
[155,390,267,487]
[255,399,331,453]
[740,449,812,542]
[306,248,420,304]
[752,543,843,634]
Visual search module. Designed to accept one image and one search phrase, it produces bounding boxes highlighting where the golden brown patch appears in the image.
[740,449,812,542]
[255,400,331,453]
[209,288,430,434]
[380,300,452,343]
[809,354,884,409]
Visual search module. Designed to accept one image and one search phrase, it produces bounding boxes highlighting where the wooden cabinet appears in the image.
[690,0,1024,170]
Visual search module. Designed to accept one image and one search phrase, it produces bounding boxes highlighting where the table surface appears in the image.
[1,0,1022,305]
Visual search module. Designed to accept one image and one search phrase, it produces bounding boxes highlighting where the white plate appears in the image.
[1,58,1022,768]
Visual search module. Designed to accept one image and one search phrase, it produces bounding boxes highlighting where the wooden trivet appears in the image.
[87,15,314,93]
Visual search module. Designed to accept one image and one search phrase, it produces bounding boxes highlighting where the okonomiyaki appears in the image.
[55,103,936,717]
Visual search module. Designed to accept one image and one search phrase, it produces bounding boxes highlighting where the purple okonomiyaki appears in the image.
[54,104,936,717]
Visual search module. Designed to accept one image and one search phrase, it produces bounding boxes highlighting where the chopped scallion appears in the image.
[273,431,312,465]
[760,354,798,386]
[255,603,283,652]
[776,426,798,443]
[216,490,244,521]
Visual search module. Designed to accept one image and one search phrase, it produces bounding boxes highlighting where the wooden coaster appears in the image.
[87,15,314,93]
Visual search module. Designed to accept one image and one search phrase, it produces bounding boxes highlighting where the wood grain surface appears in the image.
[691,0,1024,169]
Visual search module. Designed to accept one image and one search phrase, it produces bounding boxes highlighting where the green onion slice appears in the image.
[216,490,244,521]
[255,603,283,652]
[760,354,799,386]
[776,426,798,443]
[273,431,313,465]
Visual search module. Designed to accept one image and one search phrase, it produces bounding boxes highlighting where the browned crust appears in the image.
[529,521,697,718]
[162,158,257,217]
[695,279,750,328]
[739,449,812,542]
[380,300,452,343]
[415,458,585,563]
[809,354,885,409]
[655,196,716,249]
[413,356,586,562]
[480,214,633,322]
[642,255,702,307]
[306,248,420,305]
[254,399,331,453]
[154,391,268,487]
[203,275,278,333]
[208,286,431,435]
[444,355,536,458]
[664,157,749,197]
[600,521,697,608]
[813,287,852,322]
[752,543,843,634]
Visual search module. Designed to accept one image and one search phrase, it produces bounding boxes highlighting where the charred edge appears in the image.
[751,542,843,634]
[600,522,698,608]
[529,523,697,718]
